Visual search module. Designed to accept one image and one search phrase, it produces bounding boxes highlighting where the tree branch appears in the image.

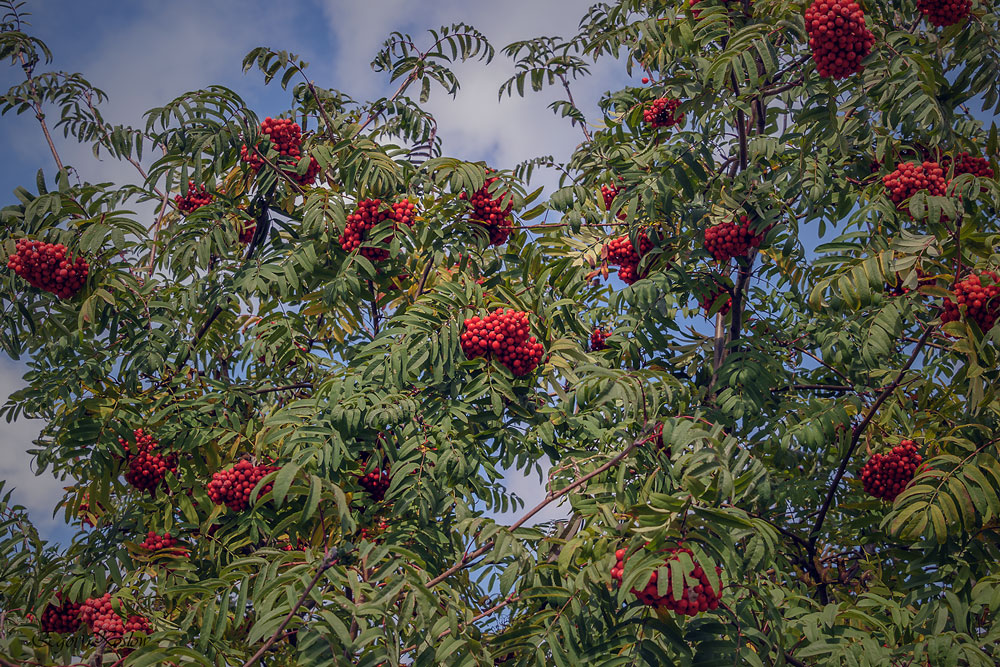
[17,51,64,172]
[423,435,645,589]
[807,324,934,553]
[242,549,338,667]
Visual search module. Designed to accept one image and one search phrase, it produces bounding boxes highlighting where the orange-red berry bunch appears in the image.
[703,215,764,263]
[947,152,995,179]
[358,463,391,501]
[699,286,732,316]
[138,531,178,551]
[7,240,89,299]
[804,0,875,79]
[80,594,150,640]
[339,198,417,262]
[119,428,177,495]
[240,117,320,186]
[237,220,257,245]
[882,161,948,211]
[860,440,922,502]
[916,0,970,26]
[590,327,611,351]
[174,181,213,214]
[643,97,684,129]
[40,593,82,634]
[461,308,545,376]
[459,174,513,246]
[601,183,623,210]
[941,271,1000,332]
[206,460,279,511]
[605,232,653,285]
[611,546,722,615]
[359,518,389,541]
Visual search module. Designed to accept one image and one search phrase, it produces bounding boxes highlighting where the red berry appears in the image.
[604,232,653,285]
[240,117,319,186]
[703,215,766,263]
[941,271,1000,333]
[641,77,649,84]
[882,161,948,214]
[119,429,177,495]
[860,440,923,502]
[917,0,970,26]
[174,181,214,214]
[804,0,875,79]
[643,97,684,129]
[80,594,148,640]
[461,308,545,376]
[339,198,417,263]
[7,239,89,299]
[590,327,611,351]
[206,461,280,512]
[460,171,513,246]
[611,545,723,615]
[39,592,83,634]
[358,459,391,501]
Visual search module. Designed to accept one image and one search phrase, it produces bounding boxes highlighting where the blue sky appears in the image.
[1,0,627,542]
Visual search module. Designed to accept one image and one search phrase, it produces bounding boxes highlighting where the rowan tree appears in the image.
[2,0,1000,665]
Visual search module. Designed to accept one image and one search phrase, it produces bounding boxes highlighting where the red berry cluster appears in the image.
[605,232,653,285]
[359,518,389,541]
[699,285,732,316]
[703,215,764,263]
[642,97,684,129]
[611,547,722,615]
[237,220,257,245]
[804,0,875,79]
[138,531,178,551]
[882,161,948,212]
[941,271,1000,332]
[80,594,150,640]
[40,593,82,634]
[206,460,279,511]
[460,308,545,376]
[601,184,623,210]
[358,462,391,501]
[459,174,514,246]
[339,198,417,262]
[119,428,177,495]
[174,181,213,214]
[7,240,89,299]
[916,0,970,27]
[590,327,611,351]
[240,117,320,186]
[860,440,922,502]
[947,152,995,179]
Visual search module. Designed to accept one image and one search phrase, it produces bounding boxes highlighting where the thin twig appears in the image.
[807,324,934,554]
[424,434,645,589]
[252,382,313,395]
[242,549,338,667]
[17,51,64,171]
[771,384,855,393]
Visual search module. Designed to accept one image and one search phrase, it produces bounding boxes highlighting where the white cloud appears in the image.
[0,359,69,538]
[319,0,624,175]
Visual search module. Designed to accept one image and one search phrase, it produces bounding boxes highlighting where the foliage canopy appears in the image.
[2,0,1000,665]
